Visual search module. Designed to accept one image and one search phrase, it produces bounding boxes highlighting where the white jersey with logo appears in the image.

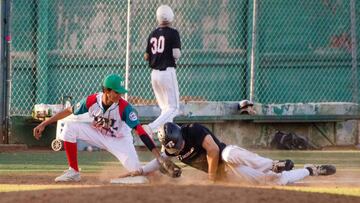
[73,92,140,138]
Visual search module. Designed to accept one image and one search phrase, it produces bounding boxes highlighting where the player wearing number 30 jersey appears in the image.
[144,5,181,135]
[146,22,180,70]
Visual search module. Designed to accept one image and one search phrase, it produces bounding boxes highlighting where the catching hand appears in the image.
[158,158,182,178]
[33,124,45,140]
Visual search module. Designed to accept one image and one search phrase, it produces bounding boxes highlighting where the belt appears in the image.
[153,67,174,71]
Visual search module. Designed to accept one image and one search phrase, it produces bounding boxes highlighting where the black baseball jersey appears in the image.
[146,26,181,70]
[165,123,227,173]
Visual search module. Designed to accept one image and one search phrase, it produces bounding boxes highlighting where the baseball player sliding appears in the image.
[121,122,336,185]
[33,74,176,182]
[143,5,181,134]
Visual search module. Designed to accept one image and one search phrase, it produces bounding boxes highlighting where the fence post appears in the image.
[249,0,258,103]
[2,0,11,144]
[350,0,358,104]
[1,0,5,144]
[35,0,49,104]
[125,0,132,100]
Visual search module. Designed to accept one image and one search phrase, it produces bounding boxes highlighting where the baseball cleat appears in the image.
[55,167,81,182]
[272,159,294,173]
[304,164,336,176]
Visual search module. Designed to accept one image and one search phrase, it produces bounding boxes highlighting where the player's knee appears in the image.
[58,122,77,142]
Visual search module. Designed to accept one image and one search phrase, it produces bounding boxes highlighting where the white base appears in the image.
[110,176,149,184]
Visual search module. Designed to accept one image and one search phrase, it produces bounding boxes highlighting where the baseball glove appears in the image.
[158,158,182,178]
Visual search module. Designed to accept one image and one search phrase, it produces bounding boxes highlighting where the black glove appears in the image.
[158,158,182,178]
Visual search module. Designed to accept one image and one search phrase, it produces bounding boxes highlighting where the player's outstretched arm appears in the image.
[202,134,220,182]
[117,153,167,178]
[134,124,181,177]
[33,107,73,140]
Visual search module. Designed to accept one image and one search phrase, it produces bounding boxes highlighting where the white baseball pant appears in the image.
[58,122,142,172]
[222,145,310,185]
[148,67,180,132]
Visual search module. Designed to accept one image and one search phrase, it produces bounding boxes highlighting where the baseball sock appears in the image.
[64,141,79,172]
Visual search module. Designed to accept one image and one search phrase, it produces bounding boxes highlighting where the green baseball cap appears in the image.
[103,74,128,94]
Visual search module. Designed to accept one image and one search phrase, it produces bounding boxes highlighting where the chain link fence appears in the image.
[9,0,360,116]
[255,0,359,104]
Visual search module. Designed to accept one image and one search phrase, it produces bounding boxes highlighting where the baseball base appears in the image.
[110,176,149,184]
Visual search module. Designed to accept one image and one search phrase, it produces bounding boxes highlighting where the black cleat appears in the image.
[305,164,336,176]
[272,159,294,173]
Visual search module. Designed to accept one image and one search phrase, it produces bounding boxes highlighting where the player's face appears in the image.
[104,89,121,103]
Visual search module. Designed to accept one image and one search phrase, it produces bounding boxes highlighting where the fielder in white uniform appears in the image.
[144,5,181,134]
[124,122,336,185]
[33,74,171,182]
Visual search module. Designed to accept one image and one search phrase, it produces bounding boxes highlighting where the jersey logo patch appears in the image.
[129,112,138,121]
[76,102,81,109]
[177,147,195,161]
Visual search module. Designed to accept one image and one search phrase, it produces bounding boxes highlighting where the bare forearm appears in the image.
[207,151,219,181]
[202,135,220,181]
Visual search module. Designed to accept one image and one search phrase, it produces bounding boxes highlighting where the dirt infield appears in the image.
[2,184,360,203]
[1,149,360,203]
[1,170,360,203]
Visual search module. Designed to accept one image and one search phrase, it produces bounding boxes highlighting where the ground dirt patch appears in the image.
[1,184,360,203]
[1,171,360,203]
[1,149,360,202]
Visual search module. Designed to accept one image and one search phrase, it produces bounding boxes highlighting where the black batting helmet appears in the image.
[158,122,184,154]
[238,99,255,115]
